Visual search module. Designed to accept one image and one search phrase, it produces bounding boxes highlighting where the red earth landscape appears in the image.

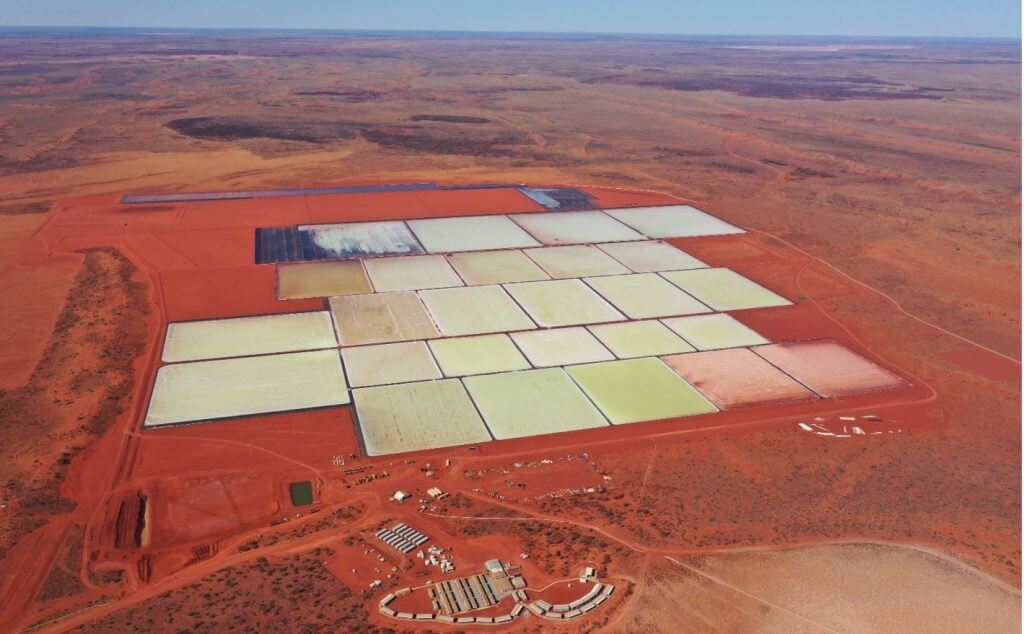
[0,181,1017,631]
[0,30,1019,632]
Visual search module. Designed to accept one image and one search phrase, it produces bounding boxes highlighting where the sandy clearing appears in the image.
[658,542,1022,633]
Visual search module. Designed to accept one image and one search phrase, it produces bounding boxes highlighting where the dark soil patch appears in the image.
[655,147,716,159]
[791,167,836,179]
[293,89,383,102]
[0,201,50,215]
[77,548,384,631]
[362,128,525,157]
[585,73,947,101]
[88,567,126,588]
[410,114,491,124]
[709,160,758,174]
[165,116,359,143]
[35,524,86,602]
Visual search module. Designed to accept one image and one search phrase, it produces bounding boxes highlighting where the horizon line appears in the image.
[0,24,1019,41]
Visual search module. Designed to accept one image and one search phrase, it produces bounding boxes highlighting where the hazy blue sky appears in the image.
[0,0,1020,38]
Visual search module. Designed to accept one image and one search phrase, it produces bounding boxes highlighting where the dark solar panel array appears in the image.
[250,183,438,198]
[257,224,426,264]
[255,226,306,264]
[123,191,253,204]
[148,182,597,265]
[517,187,596,211]
[121,182,440,205]
[122,182,550,205]
[439,183,522,190]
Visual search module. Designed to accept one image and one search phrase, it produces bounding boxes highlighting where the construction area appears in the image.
[127,184,910,459]
[379,558,615,624]
[11,180,948,632]
[376,522,430,555]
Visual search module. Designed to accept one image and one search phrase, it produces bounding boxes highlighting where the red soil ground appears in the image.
[0,183,1016,632]
[0,32,1017,630]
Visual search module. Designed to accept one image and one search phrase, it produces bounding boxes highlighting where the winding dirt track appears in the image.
[578,89,1020,364]
[760,228,1020,364]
